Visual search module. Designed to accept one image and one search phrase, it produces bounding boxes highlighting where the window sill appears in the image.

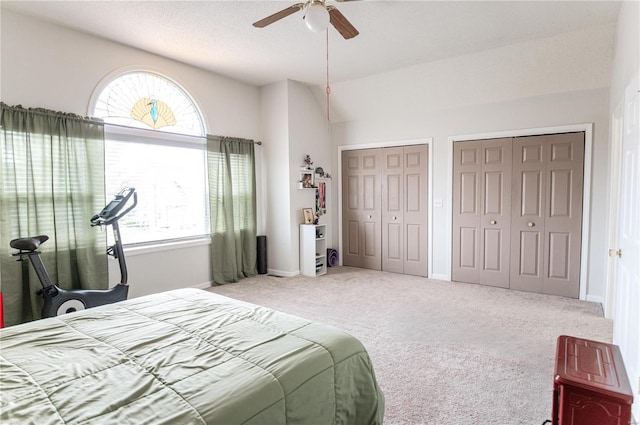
[122,237,211,257]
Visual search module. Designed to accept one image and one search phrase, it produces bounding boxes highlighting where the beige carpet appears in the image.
[207,266,612,425]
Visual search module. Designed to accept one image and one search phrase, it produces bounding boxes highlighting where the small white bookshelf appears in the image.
[300,224,327,277]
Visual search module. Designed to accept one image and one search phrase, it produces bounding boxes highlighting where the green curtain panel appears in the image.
[0,103,107,326]
[206,135,257,284]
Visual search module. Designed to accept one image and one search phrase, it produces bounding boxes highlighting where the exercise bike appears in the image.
[10,187,137,318]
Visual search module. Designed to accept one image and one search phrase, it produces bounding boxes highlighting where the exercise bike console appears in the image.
[91,187,137,227]
[10,188,137,319]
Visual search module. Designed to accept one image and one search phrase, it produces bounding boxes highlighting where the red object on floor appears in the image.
[552,335,633,425]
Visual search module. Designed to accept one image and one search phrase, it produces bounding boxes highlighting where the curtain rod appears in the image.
[1,102,104,124]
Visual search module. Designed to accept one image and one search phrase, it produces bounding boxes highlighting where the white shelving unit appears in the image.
[300,224,327,277]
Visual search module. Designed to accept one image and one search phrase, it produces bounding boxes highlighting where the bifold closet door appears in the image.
[452,138,512,287]
[381,145,429,276]
[342,149,382,270]
[511,133,584,298]
[382,147,404,273]
[401,145,429,276]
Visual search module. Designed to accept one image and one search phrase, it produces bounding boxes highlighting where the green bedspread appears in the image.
[0,288,384,424]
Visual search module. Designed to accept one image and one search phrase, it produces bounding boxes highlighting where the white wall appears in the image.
[260,81,294,275]
[259,80,332,276]
[287,80,333,251]
[1,9,262,296]
[0,11,260,138]
[322,23,615,124]
[326,23,616,302]
[609,1,640,109]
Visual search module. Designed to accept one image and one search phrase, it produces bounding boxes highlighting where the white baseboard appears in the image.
[430,273,450,281]
[585,294,604,306]
[267,268,299,278]
[192,281,212,289]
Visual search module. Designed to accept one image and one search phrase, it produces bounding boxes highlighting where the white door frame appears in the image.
[447,123,593,301]
[605,104,624,318]
[338,137,434,277]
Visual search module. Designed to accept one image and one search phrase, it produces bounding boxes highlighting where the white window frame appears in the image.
[90,70,210,251]
[103,124,211,250]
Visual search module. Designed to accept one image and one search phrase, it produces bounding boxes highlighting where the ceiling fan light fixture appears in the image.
[304,2,330,33]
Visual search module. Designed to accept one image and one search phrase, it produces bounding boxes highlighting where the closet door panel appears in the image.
[453,138,510,286]
[479,138,511,287]
[452,141,482,283]
[363,174,378,210]
[406,224,421,261]
[511,132,583,297]
[519,231,541,277]
[347,176,359,210]
[346,220,361,259]
[548,232,570,279]
[360,150,382,270]
[461,172,478,213]
[459,227,478,269]
[342,151,362,267]
[386,223,402,258]
[543,133,583,298]
[382,148,404,273]
[483,228,502,271]
[520,171,543,216]
[511,137,546,293]
[403,145,429,276]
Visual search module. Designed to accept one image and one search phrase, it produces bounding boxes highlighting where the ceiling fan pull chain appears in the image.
[326,28,331,122]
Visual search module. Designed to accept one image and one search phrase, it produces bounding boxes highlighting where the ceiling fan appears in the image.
[253,0,360,40]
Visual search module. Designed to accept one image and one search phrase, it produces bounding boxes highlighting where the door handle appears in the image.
[393,216,397,221]
[608,249,622,258]
[527,222,535,227]
[368,215,372,219]
[490,220,497,225]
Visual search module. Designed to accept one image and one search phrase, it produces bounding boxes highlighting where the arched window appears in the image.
[93,71,205,136]
[91,71,209,245]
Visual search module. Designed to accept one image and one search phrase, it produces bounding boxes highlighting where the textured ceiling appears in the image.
[1,1,621,87]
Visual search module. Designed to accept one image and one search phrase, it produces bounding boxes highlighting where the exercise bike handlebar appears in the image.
[91,188,137,227]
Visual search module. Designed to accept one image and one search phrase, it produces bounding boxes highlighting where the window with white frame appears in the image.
[93,71,209,245]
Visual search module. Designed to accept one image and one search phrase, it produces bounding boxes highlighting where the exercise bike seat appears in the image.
[10,235,49,252]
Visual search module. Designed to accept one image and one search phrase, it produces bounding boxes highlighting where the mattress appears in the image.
[0,288,384,424]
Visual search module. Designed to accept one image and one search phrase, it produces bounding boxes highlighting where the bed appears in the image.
[0,288,384,424]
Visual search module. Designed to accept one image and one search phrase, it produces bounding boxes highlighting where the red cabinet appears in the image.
[552,335,634,425]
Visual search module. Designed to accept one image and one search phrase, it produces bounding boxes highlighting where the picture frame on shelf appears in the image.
[302,208,314,224]
[300,171,314,188]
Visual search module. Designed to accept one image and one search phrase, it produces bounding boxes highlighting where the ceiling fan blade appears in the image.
[253,3,305,28]
[327,7,359,39]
